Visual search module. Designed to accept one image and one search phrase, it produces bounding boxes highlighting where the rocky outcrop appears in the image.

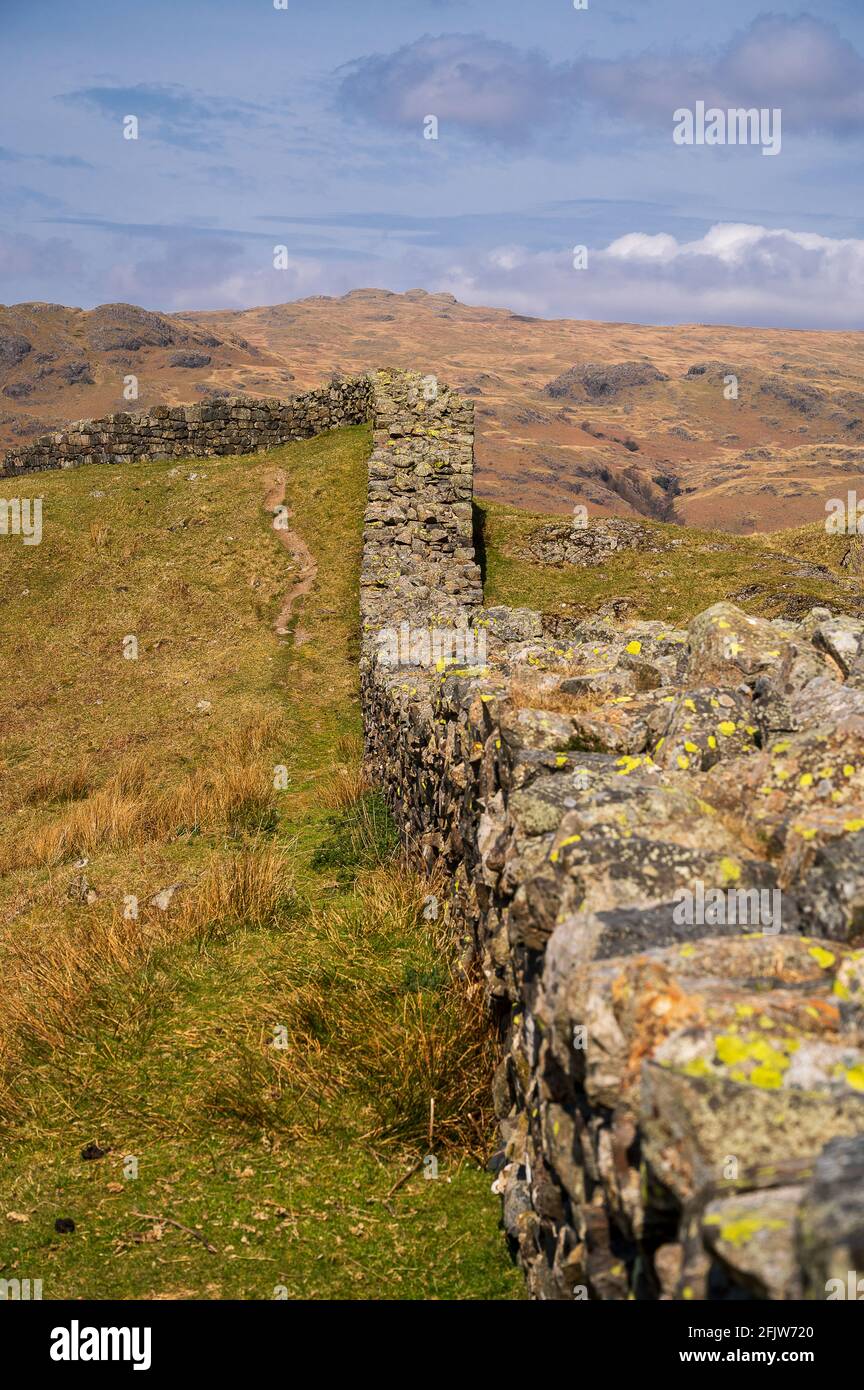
[544,361,668,400]
[0,333,32,369]
[520,516,679,568]
[0,376,372,476]
[360,370,864,1302]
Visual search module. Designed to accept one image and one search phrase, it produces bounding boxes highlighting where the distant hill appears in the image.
[2,288,863,533]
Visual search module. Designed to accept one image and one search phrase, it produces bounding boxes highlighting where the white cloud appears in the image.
[337,33,572,142]
[10,220,862,332]
[337,16,864,146]
[605,232,679,263]
[431,222,864,328]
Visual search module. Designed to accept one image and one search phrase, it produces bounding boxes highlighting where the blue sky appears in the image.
[1,0,863,327]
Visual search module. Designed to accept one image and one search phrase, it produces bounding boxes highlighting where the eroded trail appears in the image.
[265,467,317,643]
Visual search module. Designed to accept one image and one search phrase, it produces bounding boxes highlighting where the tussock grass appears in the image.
[320,732,370,809]
[325,868,496,1155]
[311,789,399,882]
[0,843,297,1121]
[221,711,287,760]
[21,766,96,807]
[10,752,279,869]
[178,842,297,938]
[322,762,371,810]
[348,979,495,1151]
[0,908,165,1119]
[204,864,496,1157]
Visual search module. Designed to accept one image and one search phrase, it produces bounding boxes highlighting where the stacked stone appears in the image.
[360,369,483,637]
[522,516,678,568]
[360,373,864,1302]
[0,377,373,477]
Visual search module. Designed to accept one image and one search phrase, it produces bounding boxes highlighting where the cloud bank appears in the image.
[337,16,864,142]
[4,219,861,330]
[445,222,864,328]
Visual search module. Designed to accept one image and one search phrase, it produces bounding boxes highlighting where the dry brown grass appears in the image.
[504,669,602,716]
[319,733,369,811]
[344,869,495,1153]
[177,842,297,939]
[21,766,96,807]
[220,711,287,760]
[0,699,297,1123]
[322,762,371,810]
[0,907,167,1120]
[342,964,496,1154]
[0,841,298,1123]
[12,753,278,869]
[315,728,375,811]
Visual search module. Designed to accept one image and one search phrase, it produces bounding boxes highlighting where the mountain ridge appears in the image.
[2,288,863,533]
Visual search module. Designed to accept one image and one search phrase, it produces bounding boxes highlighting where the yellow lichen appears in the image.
[809,945,836,969]
[682,1056,711,1077]
[718,1217,787,1247]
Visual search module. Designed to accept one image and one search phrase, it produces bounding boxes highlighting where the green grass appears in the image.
[477,499,862,626]
[0,427,522,1301]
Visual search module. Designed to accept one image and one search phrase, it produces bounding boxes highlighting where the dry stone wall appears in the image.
[361,370,864,1302]
[0,376,372,477]
[9,363,864,1300]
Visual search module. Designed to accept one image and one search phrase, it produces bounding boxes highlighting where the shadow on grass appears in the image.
[472,500,488,587]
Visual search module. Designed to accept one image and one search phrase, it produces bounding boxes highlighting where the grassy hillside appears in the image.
[478,500,863,625]
[0,428,521,1301]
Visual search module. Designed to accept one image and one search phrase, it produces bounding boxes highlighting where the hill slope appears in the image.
[3,289,863,533]
[0,424,519,1300]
